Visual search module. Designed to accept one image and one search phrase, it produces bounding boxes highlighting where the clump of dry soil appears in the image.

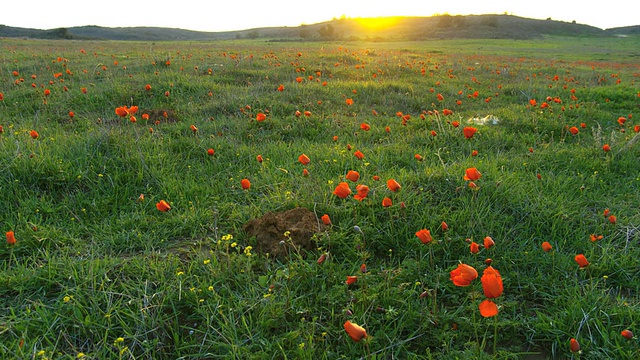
[243,207,327,259]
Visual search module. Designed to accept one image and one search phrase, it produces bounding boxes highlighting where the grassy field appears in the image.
[1,36,639,359]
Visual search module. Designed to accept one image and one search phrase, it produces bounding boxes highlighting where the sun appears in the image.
[354,16,403,31]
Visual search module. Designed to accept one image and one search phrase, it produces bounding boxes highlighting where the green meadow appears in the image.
[1,36,639,359]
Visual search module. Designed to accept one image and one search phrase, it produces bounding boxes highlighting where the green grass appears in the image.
[1,37,639,359]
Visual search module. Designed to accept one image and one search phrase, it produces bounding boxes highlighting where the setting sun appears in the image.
[355,16,403,31]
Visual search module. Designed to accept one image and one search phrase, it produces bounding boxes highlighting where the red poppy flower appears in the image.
[256,155,263,163]
[471,150,478,156]
[479,299,498,317]
[6,231,16,245]
[346,276,357,285]
[541,241,553,252]
[321,214,331,225]
[156,200,171,212]
[415,229,433,244]
[304,111,311,117]
[467,241,479,254]
[441,221,449,231]
[333,182,351,199]
[481,266,503,298]
[634,125,640,133]
[346,98,354,106]
[381,197,392,207]
[303,168,309,177]
[29,130,39,139]
[463,126,477,139]
[354,184,369,201]
[277,84,284,92]
[603,208,610,217]
[256,112,266,122]
[241,179,251,190]
[450,263,478,287]
[190,124,198,133]
[345,170,360,182]
[570,338,580,352]
[437,93,444,101]
[386,179,401,192]
[343,320,367,342]
[483,236,495,249]
[451,121,460,128]
[298,154,310,165]
[463,167,482,181]
[317,253,327,264]
[602,144,610,152]
[574,254,589,268]
[568,126,579,135]
[621,329,634,340]
[617,116,627,126]
[414,154,423,161]
[359,122,370,131]
[207,148,215,156]
[145,84,151,91]
[589,234,603,242]
[529,99,537,107]
[353,150,364,160]
[608,215,617,224]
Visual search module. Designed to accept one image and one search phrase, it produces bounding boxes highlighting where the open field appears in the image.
[1,36,639,359]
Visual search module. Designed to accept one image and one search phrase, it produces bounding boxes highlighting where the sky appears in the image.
[2,0,636,32]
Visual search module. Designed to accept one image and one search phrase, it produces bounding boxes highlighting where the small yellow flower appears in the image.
[114,337,124,344]
[208,286,214,291]
[203,259,210,265]
[244,246,253,257]
[231,242,237,248]
[176,271,184,276]
[37,350,46,356]
[77,353,86,358]
[63,295,73,303]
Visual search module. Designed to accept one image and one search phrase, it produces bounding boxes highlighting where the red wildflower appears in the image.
[353,150,364,160]
[463,126,477,139]
[298,154,310,165]
[386,179,401,192]
[156,200,171,212]
[256,112,266,122]
[415,229,433,244]
[481,266,503,298]
[207,148,215,156]
[29,130,39,139]
[333,182,351,199]
[381,197,392,207]
[346,276,357,285]
[449,263,478,287]
[343,320,367,342]
[359,122,370,131]
[463,167,482,181]
[479,299,499,317]
[574,254,589,268]
[470,242,480,254]
[541,241,553,252]
[6,231,16,245]
[568,126,579,135]
[241,179,251,190]
[621,330,634,340]
[570,338,580,352]
[321,214,331,225]
[353,184,369,201]
[483,236,495,249]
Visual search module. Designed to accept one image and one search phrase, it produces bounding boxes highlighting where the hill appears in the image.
[1,14,638,41]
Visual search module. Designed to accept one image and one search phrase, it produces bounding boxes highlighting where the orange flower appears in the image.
[343,320,367,342]
[451,120,460,128]
[441,221,449,231]
[481,266,503,298]
[414,154,423,161]
[381,197,392,207]
[621,329,634,340]
[6,231,16,245]
[304,111,311,117]
[589,234,603,242]
[346,98,354,105]
[437,93,444,101]
[256,154,263,163]
[241,179,251,190]
[386,179,401,192]
[207,148,215,156]
[483,236,495,249]
[277,84,284,92]
[321,214,331,225]
[574,254,589,268]
[333,182,351,199]
[346,170,360,182]
[541,241,553,252]
[29,130,39,139]
[603,208,610,217]
[634,125,640,133]
[608,215,617,224]
[354,184,369,201]
[415,229,433,244]
[346,276,357,285]
[145,84,152,91]
[570,338,580,352]
[602,144,610,152]
[463,167,482,181]
[303,168,309,177]
[568,126,579,135]
[317,253,327,264]
[479,299,499,317]
[156,200,171,212]
[353,150,364,160]
[617,116,627,126]
[529,99,537,107]
[359,122,370,131]
[298,154,310,165]
[463,126,477,139]
[190,124,198,133]
[450,263,478,287]
[295,76,303,83]
[471,150,478,156]
[256,112,266,122]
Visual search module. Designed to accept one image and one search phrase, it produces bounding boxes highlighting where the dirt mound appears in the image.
[243,207,327,259]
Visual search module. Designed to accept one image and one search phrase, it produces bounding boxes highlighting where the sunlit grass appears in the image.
[0,37,639,359]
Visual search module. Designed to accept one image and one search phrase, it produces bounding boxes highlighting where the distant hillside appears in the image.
[1,15,638,41]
